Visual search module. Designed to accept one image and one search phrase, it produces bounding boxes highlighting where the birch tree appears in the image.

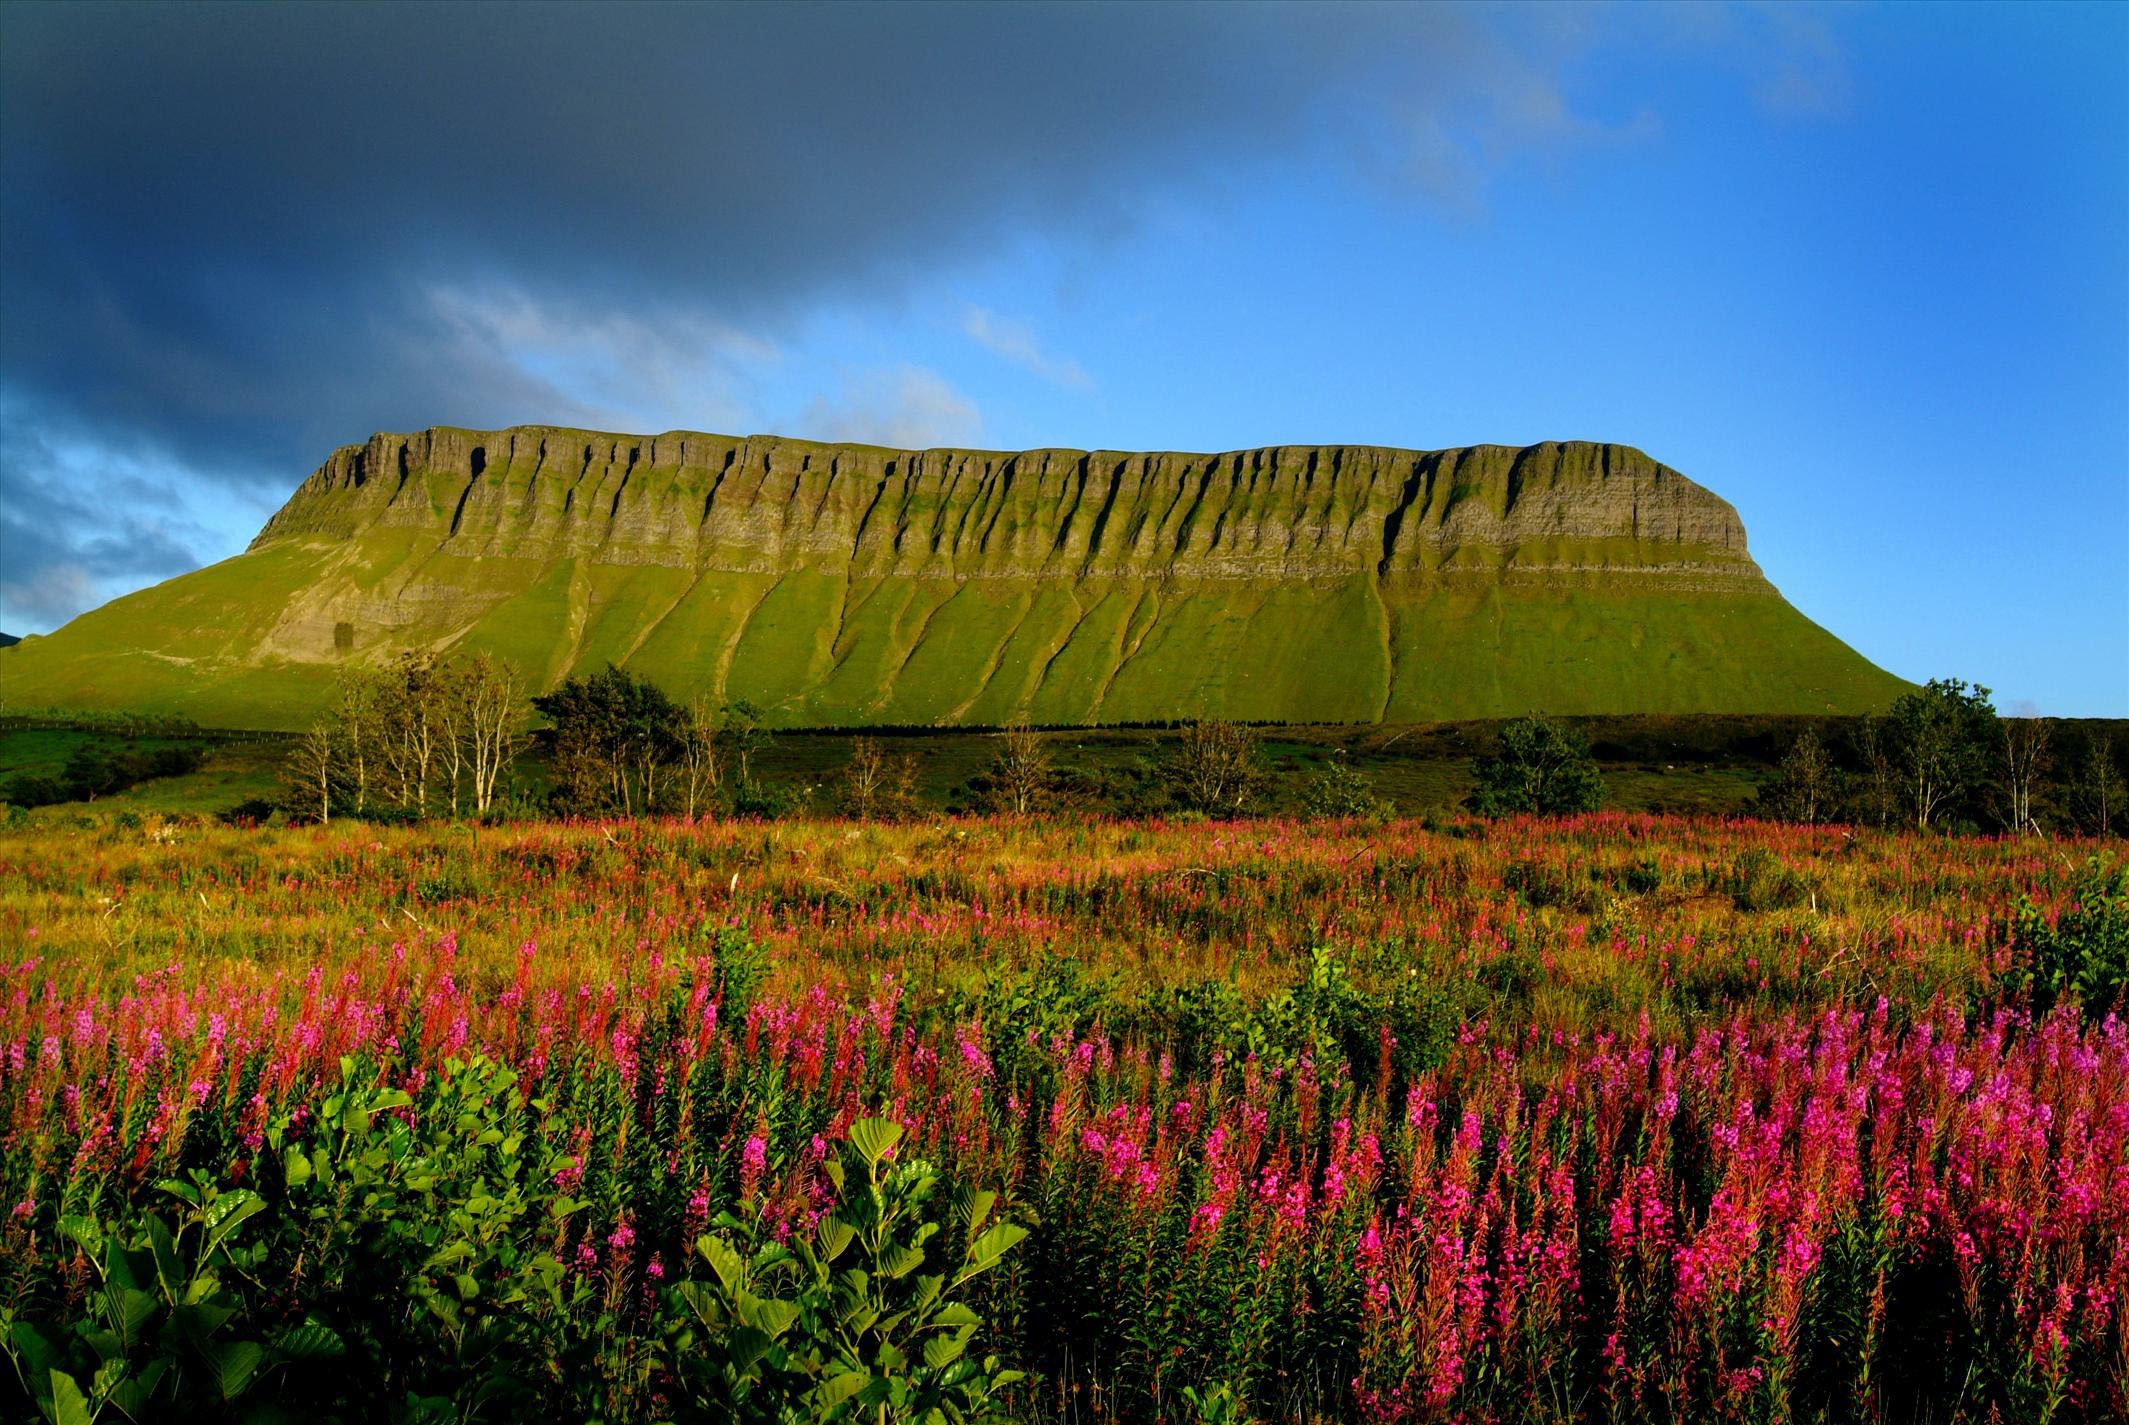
[1999,715,2050,836]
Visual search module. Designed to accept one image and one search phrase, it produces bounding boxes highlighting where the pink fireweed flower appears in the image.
[741,1133,769,1199]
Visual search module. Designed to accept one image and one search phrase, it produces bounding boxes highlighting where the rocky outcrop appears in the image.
[2,425,1906,730]
[255,428,1760,587]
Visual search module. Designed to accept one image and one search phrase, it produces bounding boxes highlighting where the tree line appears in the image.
[1757,678,2121,835]
[280,659,2118,835]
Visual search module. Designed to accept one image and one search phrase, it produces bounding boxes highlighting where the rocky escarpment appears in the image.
[1,427,1905,730]
[255,428,1759,587]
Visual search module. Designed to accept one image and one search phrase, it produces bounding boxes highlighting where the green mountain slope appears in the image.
[0,427,1909,729]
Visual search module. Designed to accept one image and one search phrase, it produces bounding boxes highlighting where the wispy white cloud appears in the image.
[1628,3,1853,121]
[1749,7,1852,119]
[420,283,777,435]
[960,306,1092,389]
[798,366,984,450]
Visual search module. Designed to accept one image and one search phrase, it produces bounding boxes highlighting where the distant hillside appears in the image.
[0,426,1909,729]
[0,633,17,649]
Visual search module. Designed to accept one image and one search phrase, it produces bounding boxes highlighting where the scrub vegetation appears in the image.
[1,804,2124,1422]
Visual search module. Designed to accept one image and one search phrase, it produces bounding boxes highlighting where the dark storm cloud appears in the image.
[1,1,1822,629]
[0,2,1482,629]
[0,1,1423,482]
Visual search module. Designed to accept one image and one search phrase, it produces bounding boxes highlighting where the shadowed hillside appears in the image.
[0,427,1908,729]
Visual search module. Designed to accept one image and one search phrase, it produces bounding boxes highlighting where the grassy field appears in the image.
[0,812,2122,1422]
[0,727,286,818]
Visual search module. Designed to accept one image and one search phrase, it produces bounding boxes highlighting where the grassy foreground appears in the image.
[1,814,2123,1422]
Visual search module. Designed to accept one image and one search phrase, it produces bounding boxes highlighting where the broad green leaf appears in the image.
[172,1298,237,1342]
[932,1303,979,1329]
[103,1285,157,1345]
[97,1246,144,1302]
[876,1243,924,1279]
[10,1320,59,1376]
[104,1358,169,1423]
[699,1235,746,1298]
[727,1324,775,1372]
[204,1191,265,1250]
[282,1148,311,1188]
[814,1369,870,1412]
[951,1187,996,1236]
[739,1295,800,1339]
[46,1370,93,1425]
[922,1331,969,1370]
[846,1118,902,1166]
[816,1217,854,1263]
[144,1218,183,1298]
[956,1222,1027,1282]
[58,1216,104,1258]
[272,1321,347,1361]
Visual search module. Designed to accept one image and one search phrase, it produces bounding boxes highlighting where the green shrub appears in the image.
[711,926,773,1019]
[4,1175,343,1423]
[664,1119,1025,1423]
[2008,857,2129,1020]
[1298,758,1387,820]
[1468,716,1604,817]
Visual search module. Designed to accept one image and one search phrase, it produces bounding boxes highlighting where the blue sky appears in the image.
[2,1,2123,712]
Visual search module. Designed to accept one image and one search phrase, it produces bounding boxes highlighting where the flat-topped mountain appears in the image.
[0,427,1907,728]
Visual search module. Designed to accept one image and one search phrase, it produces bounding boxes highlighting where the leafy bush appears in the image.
[665,1119,1026,1423]
[728,781,809,820]
[710,925,773,1019]
[2009,857,2129,1020]
[4,1176,342,1423]
[1299,757,1388,820]
[1469,717,1604,816]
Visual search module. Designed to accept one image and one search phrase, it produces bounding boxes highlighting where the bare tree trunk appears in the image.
[290,722,334,823]
[469,656,523,814]
[681,695,719,820]
[2000,717,2049,836]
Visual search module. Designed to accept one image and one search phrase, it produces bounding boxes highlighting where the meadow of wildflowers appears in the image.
[0,813,2121,1422]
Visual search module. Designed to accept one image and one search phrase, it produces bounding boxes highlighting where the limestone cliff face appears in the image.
[3,425,1904,730]
[254,428,1759,587]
